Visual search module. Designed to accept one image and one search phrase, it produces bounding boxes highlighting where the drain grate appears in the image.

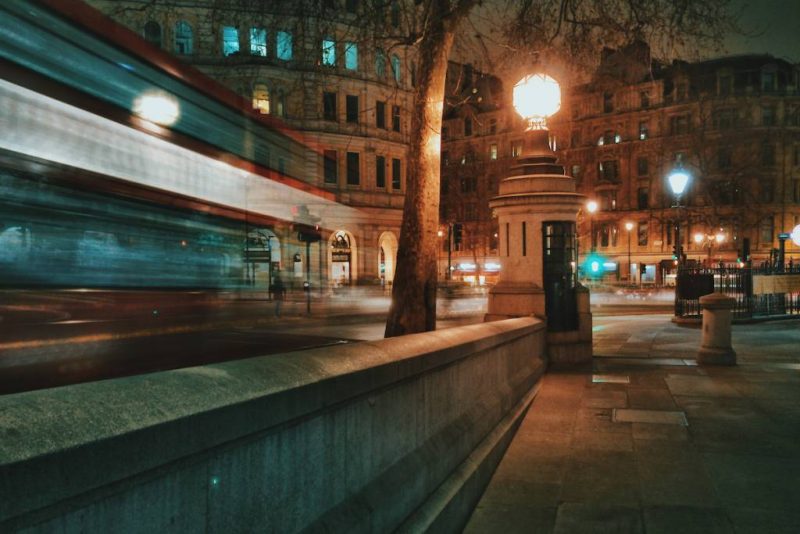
[612,409,688,426]
[592,374,630,384]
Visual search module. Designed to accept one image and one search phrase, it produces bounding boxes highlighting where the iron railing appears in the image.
[674,266,800,319]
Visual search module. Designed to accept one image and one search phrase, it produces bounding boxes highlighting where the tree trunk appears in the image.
[384,4,456,337]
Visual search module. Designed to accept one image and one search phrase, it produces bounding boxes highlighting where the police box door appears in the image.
[542,221,578,331]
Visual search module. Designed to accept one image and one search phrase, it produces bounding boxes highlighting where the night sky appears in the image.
[725,0,800,61]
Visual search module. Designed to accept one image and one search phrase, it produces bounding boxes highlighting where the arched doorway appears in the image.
[378,231,398,285]
[329,230,357,286]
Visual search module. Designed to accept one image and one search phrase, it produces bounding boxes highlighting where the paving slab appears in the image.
[642,506,733,534]
[463,314,800,533]
[553,503,642,534]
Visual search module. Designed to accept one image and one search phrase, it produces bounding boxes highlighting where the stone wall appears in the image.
[0,318,546,533]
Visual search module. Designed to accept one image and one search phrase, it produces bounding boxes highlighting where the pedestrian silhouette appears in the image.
[271,274,285,317]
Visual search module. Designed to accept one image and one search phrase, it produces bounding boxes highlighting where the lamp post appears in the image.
[666,166,690,266]
[586,200,598,253]
[625,221,634,282]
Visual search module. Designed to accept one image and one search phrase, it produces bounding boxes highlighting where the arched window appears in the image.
[174,21,193,55]
[252,84,270,114]
[391,54,401,82]
[144,21,162,48]
[375,49,386,78]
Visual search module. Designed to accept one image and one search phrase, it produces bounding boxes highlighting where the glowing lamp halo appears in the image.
[512,73,561,124]
[791,224,800,246]
[667,170,690,196]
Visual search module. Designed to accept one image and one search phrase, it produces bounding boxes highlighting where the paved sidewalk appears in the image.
[464,315,800,533]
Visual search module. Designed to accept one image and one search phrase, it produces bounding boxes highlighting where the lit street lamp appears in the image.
[666,165,690,266]
[625,221,634,282]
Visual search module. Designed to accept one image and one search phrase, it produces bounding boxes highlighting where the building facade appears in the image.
[88,0,416,288]
[442,45,800,286]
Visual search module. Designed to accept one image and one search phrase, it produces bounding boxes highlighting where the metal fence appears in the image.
[675,266,800,319]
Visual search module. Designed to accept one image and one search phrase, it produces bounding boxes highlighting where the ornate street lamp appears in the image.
[666,166,690,266]
[512,73,561,131]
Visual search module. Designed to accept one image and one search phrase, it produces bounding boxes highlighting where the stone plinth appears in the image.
[484,129,591,363]
[697,292,736,365]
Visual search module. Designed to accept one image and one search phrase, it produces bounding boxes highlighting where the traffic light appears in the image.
[452,223,462,247]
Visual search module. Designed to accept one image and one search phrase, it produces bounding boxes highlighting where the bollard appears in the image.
[697,292,736,365]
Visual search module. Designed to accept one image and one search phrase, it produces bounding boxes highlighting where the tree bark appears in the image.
[384,1,458,337]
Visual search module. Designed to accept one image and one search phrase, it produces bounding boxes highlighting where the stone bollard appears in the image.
[697,292,736,365]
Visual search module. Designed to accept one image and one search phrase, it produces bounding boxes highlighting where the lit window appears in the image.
[614,133,621,143]
[344,42,358,70]
[322,38,336,66]
[490,144,498,160]
[144,21,162,48]
[250,28,267,56]
[636,122,647,140]
[512,141,522,158]
[252,84,270,114]
[375,49,386,77]
[277,31,293,60]
[222,26,239,56]
[174,21,192,55]
[391,54,401,82]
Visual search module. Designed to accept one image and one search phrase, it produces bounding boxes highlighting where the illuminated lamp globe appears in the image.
[792,224,800,246]
[513,73,561,129]
[586,200,598,214]
[667,169,690,196]
[625,221,634,231]
[694,233,704,244]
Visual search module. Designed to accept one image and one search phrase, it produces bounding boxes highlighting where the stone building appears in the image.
[442,44,800,286]
[88,0,416,287]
